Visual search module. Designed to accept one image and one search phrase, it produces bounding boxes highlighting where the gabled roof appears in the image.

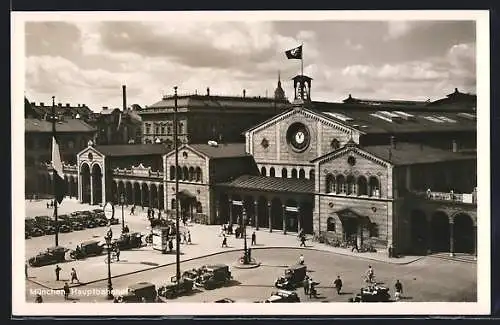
[93,144,170,157]
[25,118,96,133]
[217,175,314,194]
[164,143,248,160]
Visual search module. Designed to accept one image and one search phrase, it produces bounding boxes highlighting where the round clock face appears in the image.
[287,122,310,152]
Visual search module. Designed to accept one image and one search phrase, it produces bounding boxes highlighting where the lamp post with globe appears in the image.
[120,194,125,232]
[103,204,115,300]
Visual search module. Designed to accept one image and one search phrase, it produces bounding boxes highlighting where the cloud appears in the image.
[384,21,420,41]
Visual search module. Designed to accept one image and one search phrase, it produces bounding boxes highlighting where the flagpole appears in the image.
[51,96,59,247]
[301,43,304,77]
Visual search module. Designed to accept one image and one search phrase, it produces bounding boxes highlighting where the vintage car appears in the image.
[157,276,194,299]
[70,220,85,231]
[82,216,98,228]
[95,216,109,227]
[115,282,158,303]
[58,222,72,233]
[194,264,232,290]
[28,246,68,267]
[29,227,44,237]
[350,285,391,303]
[214,298,236,303]
[263,290,300,303]
[275,264,307,290]
[113,232,144,250]
[70,240,105,260]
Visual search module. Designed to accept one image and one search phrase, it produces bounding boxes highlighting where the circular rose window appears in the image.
[286,122,310,152]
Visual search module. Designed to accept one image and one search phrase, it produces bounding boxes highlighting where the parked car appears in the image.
[28,246,68,267]
[95,216,109,227]
[350,285,391,303]
[70,221,85,231]
[29,227,44,237]
[115,282,158,303]
[194,264,232,290]
[275,264,307,290]
[157,276,194,299]
[58,222,72,233]
[70,240,105,260]
[263,290,300,303]
[214,298,236,303]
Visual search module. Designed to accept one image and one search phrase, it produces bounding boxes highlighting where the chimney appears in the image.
[40,102,44,106]
[122,85,127,111]
[206,87,210,96]
[66,103,70,107]
[390,136,396,149]
[243,89,246,98]
[452,140,458,153]
[58,103,62,107]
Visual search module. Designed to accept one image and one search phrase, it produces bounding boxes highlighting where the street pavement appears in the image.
[24,199,476,303]
[26,248,476,303]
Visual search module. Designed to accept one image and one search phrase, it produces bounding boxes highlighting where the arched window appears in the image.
[261,166,267,176]
[182,166,188,181]
[170,166,175,180]
[346,175,356,195]
[327,217,336,231]
[270,167,275,177]
[309,169,315,180]
[299,169,305,179]
[188,167,195,181]
[171,199,176,210]
[357,176,368,196]
[282,168,288,178]
[291,168,298,178]
[331,138,340,150]
[195,167,202,182]
[336,175,346,194]
[369,176,380,197]
[325,174,336,193]
[176,166,182,180]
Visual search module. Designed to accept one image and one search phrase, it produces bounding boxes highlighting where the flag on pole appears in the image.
[51,136,67,204]
[285,45,303,59]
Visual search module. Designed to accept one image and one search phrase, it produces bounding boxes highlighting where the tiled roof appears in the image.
[190,143,248,159]
[218,175,314,194]
[94,144,170,157]
[25,118,96,133]
[362,143,476,166]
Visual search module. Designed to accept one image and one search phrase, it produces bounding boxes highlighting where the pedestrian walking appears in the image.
[303,276,309,296]
[366,265,374,284]
[63,282,70,300]
[222,234,228,248]
[251,231,256,245]
[55,265,61,281]
[115,247,120,262]
[183,232,187,244]
[219,225,225,237]
[25,263,28,279]
[46,202,50,209]
[168,239,173,253]
[300,235,306,247]
[187,231,192,244]
[333,276,343,295]
[394,280,403,301]
[70,268,79,284]
[351,241,359,253]
[130,205,135,215]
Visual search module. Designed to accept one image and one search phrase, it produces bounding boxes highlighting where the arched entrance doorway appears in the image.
[430,211,450,252]
[271,197,283,231]
[125,182,133,205]
[179,189,196,222]
[91,164,103,205]
[141,183,150,207]
[231,194,243,225]
[284,199,299,233]
[133,183,141,206]
[410,210,428,255]
[218,193,230,224]
[80,163,91,204]
[299,200,313,234]
[453,213,474,254]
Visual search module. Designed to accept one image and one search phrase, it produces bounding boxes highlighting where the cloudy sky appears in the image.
[24,17,476,111]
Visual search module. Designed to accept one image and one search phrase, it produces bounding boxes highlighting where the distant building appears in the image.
[28,100,94,121]
[138,78,291,147]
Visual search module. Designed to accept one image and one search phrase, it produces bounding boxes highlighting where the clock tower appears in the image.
[292,74,313,105]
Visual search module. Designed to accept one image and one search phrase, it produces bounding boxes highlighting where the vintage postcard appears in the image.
[11,10,490,316]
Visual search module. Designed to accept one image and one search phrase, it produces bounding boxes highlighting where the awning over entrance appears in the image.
[335,208,371,224]
[217,175,314,194]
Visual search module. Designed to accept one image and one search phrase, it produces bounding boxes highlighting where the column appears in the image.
[282,204,287,235]
[148,185,152,208]
[268,201,272,233]
[157,186,161,209]
[68,178,72,199]
[449,221,455,257]
[229,196,233,225]
[102,172,106,205]
[473,224,477,260]
[140,184,144,207]
[90,173,94,205]
[215,199,220,225]
[78,174,82,203]
[132,184,136,205]
[254,200,259,231]
[297,207,301,233]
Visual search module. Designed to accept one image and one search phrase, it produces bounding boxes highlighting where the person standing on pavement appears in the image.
[333,276,343,295]
[366,265,374,284]
[300,234,306,247]
[55,265,61,281]
[187,230,192,244]
[70,268,79,284]
[130,205,135,216]
[115,247,120,262]
[183,232,187,244]
[394,280,403,300]
[251,231,256,245]
[222,234,228,248]
[63,282,70,300]
[303,275,309,296]
[168,239,173,253]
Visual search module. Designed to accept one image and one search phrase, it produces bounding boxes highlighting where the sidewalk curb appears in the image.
[27,246,423,290]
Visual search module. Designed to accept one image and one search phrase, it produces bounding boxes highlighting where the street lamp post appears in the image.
[120,194,125,232]
[242,208,249,264]
[105,234,114,300]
